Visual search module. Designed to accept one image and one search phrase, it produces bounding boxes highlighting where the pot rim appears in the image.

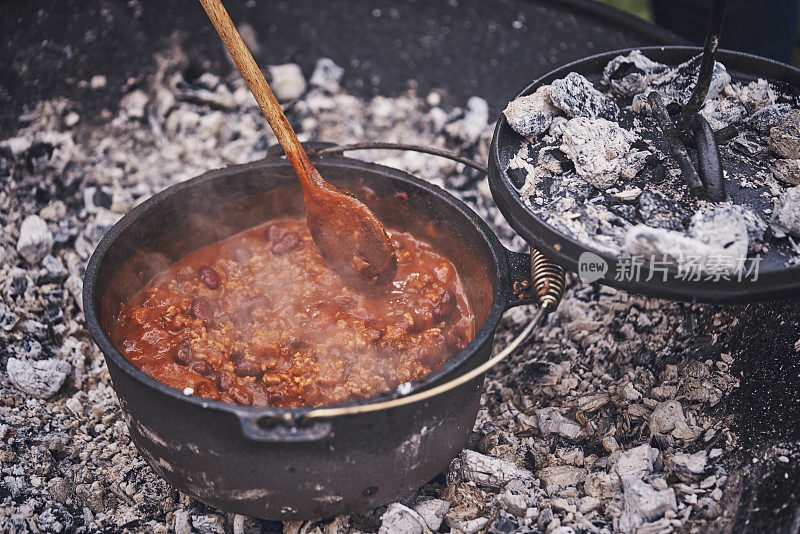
[83,154,517,420]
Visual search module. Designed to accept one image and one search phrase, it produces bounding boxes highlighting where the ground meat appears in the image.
[112,218,475,408]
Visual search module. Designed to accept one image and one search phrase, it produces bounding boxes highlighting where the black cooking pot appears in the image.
[83,151,553,519]
[489,46,800,303]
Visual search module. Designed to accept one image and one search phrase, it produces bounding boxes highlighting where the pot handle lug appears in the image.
[504,247,566,312]
[238,412,333,443]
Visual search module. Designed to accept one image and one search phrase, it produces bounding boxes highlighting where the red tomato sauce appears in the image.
[112,219,475,407]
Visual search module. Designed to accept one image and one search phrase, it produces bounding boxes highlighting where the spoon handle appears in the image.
[198,0,321,187]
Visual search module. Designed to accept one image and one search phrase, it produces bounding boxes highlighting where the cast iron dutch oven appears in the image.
[83,149,561,519]
[489,46,800,303]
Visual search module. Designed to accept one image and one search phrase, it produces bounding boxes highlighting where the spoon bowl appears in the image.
[199,0,397,291]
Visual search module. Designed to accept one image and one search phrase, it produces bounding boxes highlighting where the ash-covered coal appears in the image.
[602,49,669,98]
[0,43,789,534]
[503,86,560,138]
[505,49,800,269]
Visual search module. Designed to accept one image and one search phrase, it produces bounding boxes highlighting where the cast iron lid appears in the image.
[489,46,800,304]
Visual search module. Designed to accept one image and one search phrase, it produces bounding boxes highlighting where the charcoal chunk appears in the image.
[636,191,689,231]
[603,50,668,97]
[550,72,619,120]
[772,185,800,238]
[745,103,793,134]
[7,358,71,399]
[768,110,800,158]
[690,205,766,253]
[16,215,53,265]
[503,85,561,137]
[634,56,730,110]
[559,117,647,189]
[611,204,638,221]
[770,158,800,186]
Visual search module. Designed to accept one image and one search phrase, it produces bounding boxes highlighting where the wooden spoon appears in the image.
[198,0,397,291]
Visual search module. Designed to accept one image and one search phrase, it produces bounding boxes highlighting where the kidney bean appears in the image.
[197,265,221,289]
[188,360,214,377]
[418,336,448,367]
[229,351,245,363]
[432,289,456,323]
[216,370,235,392]
[230,386,253,406]
[268,391,284,404]
[175,339,194,365]
[234,359,263,378]
[271,231,300,255]
[190,297,215,328]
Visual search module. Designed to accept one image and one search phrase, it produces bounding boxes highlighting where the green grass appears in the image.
[600,0,653,21]
[600,0,800,66]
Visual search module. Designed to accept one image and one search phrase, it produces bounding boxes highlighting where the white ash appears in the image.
[545,115,570,142]
[6,358,71,399]
[735,78,779,113]
[496,479,537,517]
[119,89,149,119]
[445,96,490,147]
[379,503,430,534]
[689,204,767,254]
[309,57,345,93]
[617,479,678,534]
[602,49,669,97]
[15,215,54,265]
[623,221,748,275]
[89,74,107,89]
[666,451,708,483]
[173,72,239,111]
[550,72,619,119]
[613,444,659,482]
[649,400,698,441]
[771,185,800,238]
[412,498,450,531]
[459,449,532,489]
[559,117,648,190]
[538,194,630,255]
[700,96,747,130]
[503,85,561,137]
[266,63,307,101]
[0,50,751,534]
[535,407,583,440]
[537,465,586,494]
